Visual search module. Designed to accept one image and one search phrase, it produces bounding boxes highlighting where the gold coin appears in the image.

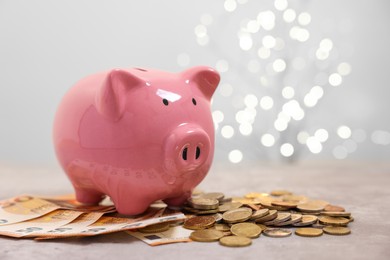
[271,200,298,209]
[183,206,219,215]
[222,207,252,223]
[256,224,268,231]
[210,213,223,222]
[183,216,216,230]
[214,223,231,232]
[318,216,349,226]
[263,228,292,238]
[245,192,270,199]
[138,223,170,233]
[230,223,262,238]
[250,208,270,220]
[258,197,286,210]
[323,226,351,235]
[219,236,252,247]
[190,229,224,242]
[293,215,318,227]
[255,209,278,223]
[297,202,325,213]
[282,194,309,204]
[295,228,323,237]
[321,211,351,217]
[324,204,345,212]
[274,214,302,226]
[218,202,243,212]
[270,190,293,196]
[263,212,291,226]
[232,197,257,204]
[188,198,219,210]
[199,192,225,202]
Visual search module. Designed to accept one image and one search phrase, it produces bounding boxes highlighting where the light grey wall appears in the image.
[0,0,389,165]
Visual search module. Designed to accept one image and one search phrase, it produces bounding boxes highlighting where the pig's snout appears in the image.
[164,125,211,172]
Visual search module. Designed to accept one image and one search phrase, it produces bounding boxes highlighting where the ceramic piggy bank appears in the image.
[53,66,220,215]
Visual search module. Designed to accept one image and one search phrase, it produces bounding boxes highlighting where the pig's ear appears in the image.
[181,66,220,101]
[95,69,143,121]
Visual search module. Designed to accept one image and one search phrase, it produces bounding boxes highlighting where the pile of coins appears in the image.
[178,190,353,247]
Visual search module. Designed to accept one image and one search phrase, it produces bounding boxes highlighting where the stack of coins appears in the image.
[180,190,353,247]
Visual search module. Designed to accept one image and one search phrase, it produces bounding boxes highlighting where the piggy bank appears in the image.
[53,66,220,215]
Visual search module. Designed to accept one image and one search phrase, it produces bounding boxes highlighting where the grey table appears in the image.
[1,162,389,260]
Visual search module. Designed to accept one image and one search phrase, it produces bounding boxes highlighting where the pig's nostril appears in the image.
[182,147,188,161]
[196,147,201,160]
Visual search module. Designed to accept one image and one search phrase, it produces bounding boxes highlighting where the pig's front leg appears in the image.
[75,188,105,205]
[163,191,192,208]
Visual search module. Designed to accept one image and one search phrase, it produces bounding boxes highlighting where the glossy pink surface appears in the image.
[53,66,220,215]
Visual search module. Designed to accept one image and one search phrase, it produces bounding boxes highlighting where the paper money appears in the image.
[0,209,83,238]
[35,212,105,240]
[42,194,116,213]
[0,195,60,226]
[127,225,192,246]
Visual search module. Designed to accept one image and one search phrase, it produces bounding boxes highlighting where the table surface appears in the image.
[1,162,389,260]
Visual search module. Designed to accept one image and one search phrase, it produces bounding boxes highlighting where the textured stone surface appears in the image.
[1,162,389,260]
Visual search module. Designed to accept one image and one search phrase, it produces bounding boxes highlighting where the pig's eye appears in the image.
[192,98,197,106]
[162,98,169,106]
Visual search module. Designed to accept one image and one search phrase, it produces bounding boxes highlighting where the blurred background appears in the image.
[0,0,389,166]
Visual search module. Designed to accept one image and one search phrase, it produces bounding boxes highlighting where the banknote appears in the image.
[41,194,116,213]
[0,209,83,238]
[35,212,105,240]
[0,195,60,226]
[127,225,192,246]
[36,207,186,238]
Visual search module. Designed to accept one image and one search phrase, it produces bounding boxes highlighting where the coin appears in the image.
[222,207,252,223]
[211,213,223,223]
[271,201,298,209]
[214,223,231,232]
[270,190,293,196]
[183,206,219,215]
[230,223,262,238]
[263,228,292,238]
[190,229,224,242]
[232,197,258,205]
[293,215,318,227]
[297,201,325,213]
[188,198,219,210]
[250,208,270,220]
[255,209,278,223]
[218,202,243,212]
[321,211,351,217]
[282,194,309,204]
[256,224,268,231]
[200,192,225,202]
[295,227,323,237]
[318,216,349,226]
[219,236,252,247]
[311,222,326,229]
[138,223,170,233]
[324,204,345,212]
[263,212,291,226]
[183,216,216,230]
[323,226,351,235]
[246,204,261,211]
[258,197,286,210]
[274,214,302,226]
[245,192,270,199]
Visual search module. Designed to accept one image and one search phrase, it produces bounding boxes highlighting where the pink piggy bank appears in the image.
[53,66,220,215]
